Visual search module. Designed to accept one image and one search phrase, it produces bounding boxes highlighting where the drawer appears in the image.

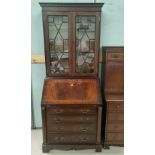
[107,112,124,121]
[106,123,124,132]
[105,132,124,142]
[46,107,97,115]
[47,123,96,134]
[47,115,97,123]
[108,102,124,112]
[47,134,96,144]
[107,52,124,61]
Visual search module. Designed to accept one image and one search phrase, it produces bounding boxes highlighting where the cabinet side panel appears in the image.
[41,105,47,144]
[96,106,102,144]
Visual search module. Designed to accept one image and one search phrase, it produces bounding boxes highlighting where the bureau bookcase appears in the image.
[39,3,104,152]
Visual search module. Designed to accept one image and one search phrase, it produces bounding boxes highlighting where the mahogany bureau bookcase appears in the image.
[39,3,104,152]
[102,47,124,149]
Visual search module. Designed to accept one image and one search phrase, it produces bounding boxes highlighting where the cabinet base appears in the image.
[42,144,102,152]
[103,144,110,149]
[103,144,124,149]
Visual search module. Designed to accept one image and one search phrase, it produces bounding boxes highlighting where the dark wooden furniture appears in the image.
[39,3,104,152]
[41,79,102,152]
[102,47,124,149]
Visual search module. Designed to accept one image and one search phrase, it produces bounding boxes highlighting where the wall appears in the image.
[31,0,124,127]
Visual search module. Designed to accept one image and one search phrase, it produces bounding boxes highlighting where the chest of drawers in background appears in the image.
[102,47,124,149]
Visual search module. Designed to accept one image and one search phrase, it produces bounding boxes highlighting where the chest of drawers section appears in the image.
[42,105,102,152]
[104,100,124,148]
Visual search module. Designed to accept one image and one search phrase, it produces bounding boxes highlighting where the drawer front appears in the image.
[47,115,97,123]
[106,123,124,132]
[46,107,97,115]
[108,102,124,112]
[47,123,96,134]
[47,134,96,144]
[107,112,124,121]
[105,132,124,142]
[107,52,124,61]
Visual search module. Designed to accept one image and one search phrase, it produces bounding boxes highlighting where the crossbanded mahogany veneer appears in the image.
[103,47,124,149]
[40,3,104,152]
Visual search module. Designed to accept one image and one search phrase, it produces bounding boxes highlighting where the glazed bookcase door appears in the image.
[43,13,72,76]
[43,12,100,77]
[74,12,100,76]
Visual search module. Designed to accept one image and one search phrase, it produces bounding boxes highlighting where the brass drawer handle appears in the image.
[80,109,89,114]
[116,105,120,109]
[111,54,120,58]
[56,127,63,131]
[80,127,88,132]
[80,117,89,121]
[113,105,120,111]
[54,136,64,141]
[54,109,63,114]
[80,137,88,141]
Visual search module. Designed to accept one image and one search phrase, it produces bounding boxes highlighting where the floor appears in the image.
[31,129,124,155]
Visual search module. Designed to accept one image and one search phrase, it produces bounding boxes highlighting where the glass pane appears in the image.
[48,16,69,74]
[76,16,96,73]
